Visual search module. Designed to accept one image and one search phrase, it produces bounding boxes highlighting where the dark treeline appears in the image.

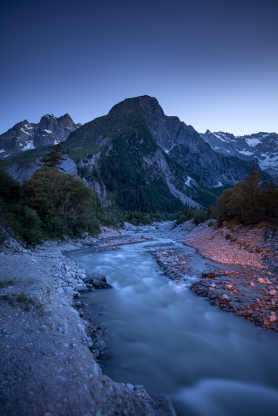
[122,210,176,226]
[215,167,278,226]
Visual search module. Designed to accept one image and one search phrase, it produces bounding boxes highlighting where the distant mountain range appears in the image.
[0,114,81,155]
[200,130,278,181]
[0,96,274,211]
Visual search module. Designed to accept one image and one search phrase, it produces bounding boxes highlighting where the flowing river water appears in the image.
[67,236,278,416]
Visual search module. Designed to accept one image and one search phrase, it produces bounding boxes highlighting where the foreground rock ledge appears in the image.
[0,243,176,416]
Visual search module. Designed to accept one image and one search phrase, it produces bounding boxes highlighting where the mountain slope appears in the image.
[0,96,270,211]
[64,96,264,209]
[200,130,278,181]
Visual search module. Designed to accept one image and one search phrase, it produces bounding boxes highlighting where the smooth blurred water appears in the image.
[67,240,278,416]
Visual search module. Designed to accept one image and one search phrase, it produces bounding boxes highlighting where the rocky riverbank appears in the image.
[0,230,176,416]
[121,220,278,333]
[182,221,278,332]
[1,219,278,415]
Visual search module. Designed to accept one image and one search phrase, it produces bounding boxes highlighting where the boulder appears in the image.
[84,272,112,289]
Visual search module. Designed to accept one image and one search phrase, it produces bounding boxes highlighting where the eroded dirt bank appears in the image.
[182,221,278,332]
[0,230,175,416]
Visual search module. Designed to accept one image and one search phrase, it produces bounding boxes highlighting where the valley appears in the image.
[1,96,271,210]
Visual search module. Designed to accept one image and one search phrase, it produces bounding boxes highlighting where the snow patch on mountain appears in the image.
[245,138,261,147]
[214,133,228,142]
[237,150,254,156]
[165,145,175,154]
[259,154,278,169]
[20,128,32,136]
[213,181,223,187]
[185,176,193,187]
[22,141,35,151]
[200,129,278,181]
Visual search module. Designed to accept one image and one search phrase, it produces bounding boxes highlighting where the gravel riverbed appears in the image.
[1,220,278,415]
[0,229,175,416]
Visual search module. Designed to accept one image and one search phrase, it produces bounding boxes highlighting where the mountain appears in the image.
[62,96,265,209]
[0,96,269,211]
[200,130,278,181]
[0,114,81,156]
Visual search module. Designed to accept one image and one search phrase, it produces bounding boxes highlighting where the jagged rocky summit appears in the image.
[0,96,271,210]
[200,130,278,181]
[0,113,81,155]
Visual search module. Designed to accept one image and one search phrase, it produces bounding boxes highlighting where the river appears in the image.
[67,235,278,416]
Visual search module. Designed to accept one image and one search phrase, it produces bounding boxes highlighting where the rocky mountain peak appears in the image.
[109,95,161,115]
[0,113,80,156]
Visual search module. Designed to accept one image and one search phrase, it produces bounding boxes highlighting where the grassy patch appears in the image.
[0,147,50,168]
[17,291,27,302]
[65,144,102,163]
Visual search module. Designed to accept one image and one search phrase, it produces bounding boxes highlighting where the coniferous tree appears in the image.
[40,142,67,170]
[240,166,264,225]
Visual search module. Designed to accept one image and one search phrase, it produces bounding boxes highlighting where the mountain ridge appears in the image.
[0,114,81,156]
[200,130,278,181]
[0,96,271,211]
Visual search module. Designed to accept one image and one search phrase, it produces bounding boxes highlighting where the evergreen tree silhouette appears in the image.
[40,142,66,170]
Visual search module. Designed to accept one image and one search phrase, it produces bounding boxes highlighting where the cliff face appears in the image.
[0,114,81,156]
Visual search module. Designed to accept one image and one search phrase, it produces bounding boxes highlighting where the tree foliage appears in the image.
[25,169,100,238]
[0,168,101,244]
[215,166,278,225]
[40,142,67,169]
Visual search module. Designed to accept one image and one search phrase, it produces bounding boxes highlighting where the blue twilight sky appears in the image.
[0,0,277,136]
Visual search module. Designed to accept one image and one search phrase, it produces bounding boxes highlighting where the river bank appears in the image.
[67,225,278,416]
[96,221,278,332]
[1,220,278,415]
[180,220,278,332]
[0,229,176,416]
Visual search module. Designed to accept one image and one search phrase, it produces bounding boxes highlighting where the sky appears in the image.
[0,0,277,136]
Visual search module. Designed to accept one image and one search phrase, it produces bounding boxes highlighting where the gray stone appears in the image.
[93,339,106,351]
[63,287,74,296]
